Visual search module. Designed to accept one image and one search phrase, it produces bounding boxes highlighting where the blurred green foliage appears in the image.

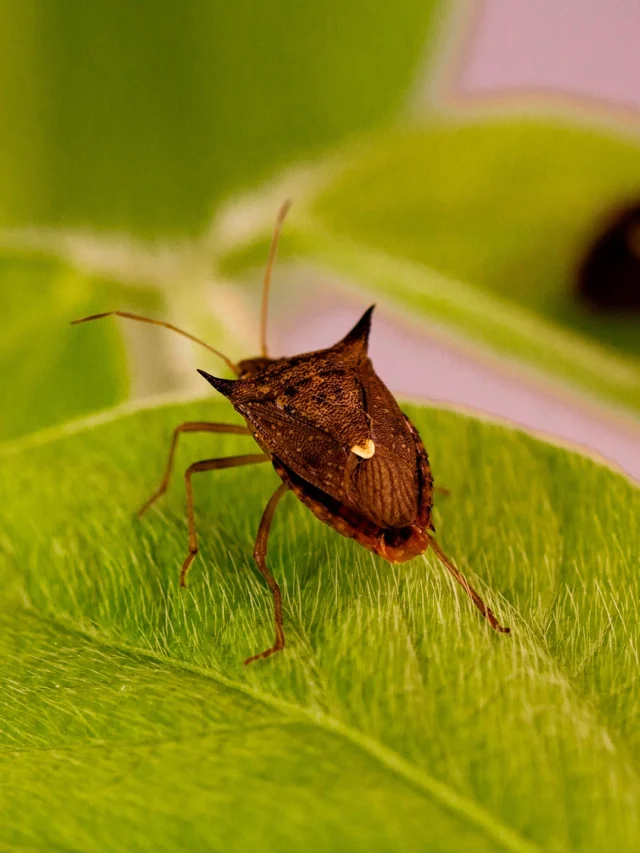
[0,0,441,235]
[1,2,639,441]
[0,252,131,440]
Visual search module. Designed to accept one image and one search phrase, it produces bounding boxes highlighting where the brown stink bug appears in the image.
[73,201,509,665]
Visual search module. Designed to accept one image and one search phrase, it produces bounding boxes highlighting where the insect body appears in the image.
[73,202,509,665]
[205,307,432,564]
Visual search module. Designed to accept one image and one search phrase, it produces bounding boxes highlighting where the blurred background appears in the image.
[1,0,639,479]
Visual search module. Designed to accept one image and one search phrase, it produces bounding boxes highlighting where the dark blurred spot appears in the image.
[577,200,640,312]
[317,368,346,378]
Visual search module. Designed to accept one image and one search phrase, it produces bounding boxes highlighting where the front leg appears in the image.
[138,422,252,517]
[180,454,268,586]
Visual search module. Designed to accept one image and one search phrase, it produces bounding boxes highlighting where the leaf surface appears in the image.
[1,398,638,851]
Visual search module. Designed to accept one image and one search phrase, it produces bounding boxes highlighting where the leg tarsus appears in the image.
[243,483,289,665]
[180,550,197,587]
[243,572,285,664]
[243,579,285,664]
[243,641,283,666]
[429,537,510,634]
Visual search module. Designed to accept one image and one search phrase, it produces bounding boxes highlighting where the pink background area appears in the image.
[456,0,640,113]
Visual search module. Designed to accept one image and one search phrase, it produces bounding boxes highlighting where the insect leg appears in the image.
[244,482,289,666]
[180,454,268,586]
[428,538,510,634]
[138,422,253,517]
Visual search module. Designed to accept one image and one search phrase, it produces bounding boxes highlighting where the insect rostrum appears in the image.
[72,201,509,665]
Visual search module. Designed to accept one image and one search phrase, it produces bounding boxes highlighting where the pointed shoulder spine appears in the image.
[197,369,236,397]
[339,305,375,352]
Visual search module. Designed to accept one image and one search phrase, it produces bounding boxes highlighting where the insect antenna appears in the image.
[260,199,292,358]
[71,310,240,376]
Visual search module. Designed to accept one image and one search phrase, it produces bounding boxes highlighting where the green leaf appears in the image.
[309,120,640,357]
[1,398,638,851]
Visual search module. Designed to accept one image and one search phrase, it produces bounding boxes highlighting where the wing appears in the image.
[201,321,430,531]
[350,360,422,528]
[237,401,353,504]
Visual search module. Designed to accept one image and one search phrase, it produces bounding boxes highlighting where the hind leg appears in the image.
[429,537,510,633]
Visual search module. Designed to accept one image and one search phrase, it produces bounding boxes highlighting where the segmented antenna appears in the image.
[260,199,292,358]
[71,310,240,376]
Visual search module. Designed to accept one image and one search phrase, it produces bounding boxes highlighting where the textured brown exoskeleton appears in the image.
[73,201,509,665]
